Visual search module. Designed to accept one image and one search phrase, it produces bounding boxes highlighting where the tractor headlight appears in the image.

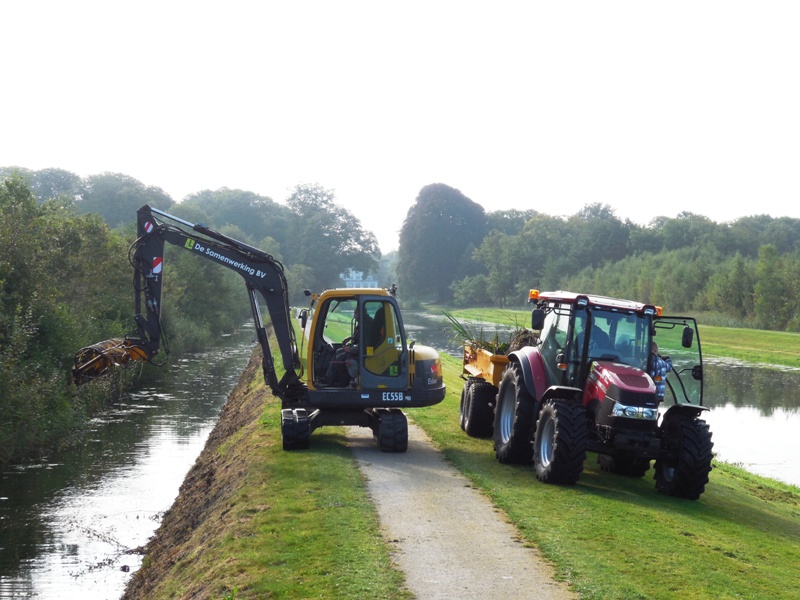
[612,403,659,420]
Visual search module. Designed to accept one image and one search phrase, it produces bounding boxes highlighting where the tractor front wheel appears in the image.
[655,414,713,500]
[533,399,587,484]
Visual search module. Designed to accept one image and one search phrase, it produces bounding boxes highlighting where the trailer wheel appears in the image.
[599,453,651,478]
[655,415,713,500]
[281,408,310,451]
[493,363,536,464]
[533,399,587,484]
[459,380,474,431]
[464,379,495,438]
[377,409,408,453]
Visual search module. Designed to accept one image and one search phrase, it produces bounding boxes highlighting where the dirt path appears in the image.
[346,421,575,600]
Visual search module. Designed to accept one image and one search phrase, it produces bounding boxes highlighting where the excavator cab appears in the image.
[307,292,407,392]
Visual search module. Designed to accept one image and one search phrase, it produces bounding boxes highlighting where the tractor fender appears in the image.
[662,403,710,422]
[507,346,550,404]
[540,385,584,404]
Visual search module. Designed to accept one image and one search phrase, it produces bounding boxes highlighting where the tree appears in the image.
[695,253,755,319]
[0,166,83,204]
[472,231,525,307]
[397,183,487,302]
[285,184,379,288]
[78,172,174,228]
[753,245,791,330]
[657,212,719,252]
[183,188,293,249]
[486,208,537,236]
[566,203,631,267]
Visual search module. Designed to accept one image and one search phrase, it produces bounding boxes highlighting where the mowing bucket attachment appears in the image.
[72,338,150,385]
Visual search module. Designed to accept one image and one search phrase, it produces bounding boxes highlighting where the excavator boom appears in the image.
[73,205,306,402]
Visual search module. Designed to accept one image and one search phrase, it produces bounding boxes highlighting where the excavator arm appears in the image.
[73,205,307,403]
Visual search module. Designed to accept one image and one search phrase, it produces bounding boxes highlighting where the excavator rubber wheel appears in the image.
[281,408,311,450]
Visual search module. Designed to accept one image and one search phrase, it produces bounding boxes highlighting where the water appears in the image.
[405,311,800,488]
[0,329,256,599]
[703,357,800,487]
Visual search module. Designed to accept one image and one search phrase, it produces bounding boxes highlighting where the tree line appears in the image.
[397,183,800,331]
[0,167,379,462]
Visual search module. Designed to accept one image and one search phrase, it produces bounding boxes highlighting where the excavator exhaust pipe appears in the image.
[72,338,150,385]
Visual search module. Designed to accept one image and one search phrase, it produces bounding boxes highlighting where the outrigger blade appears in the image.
[72,338,150,385]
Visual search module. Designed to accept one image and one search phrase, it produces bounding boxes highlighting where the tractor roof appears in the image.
[532,290,659,315]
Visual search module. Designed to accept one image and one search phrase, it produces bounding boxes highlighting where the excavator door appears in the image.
[309,295,408,390]
[360,299,406,388]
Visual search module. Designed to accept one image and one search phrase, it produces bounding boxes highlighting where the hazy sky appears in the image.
[3,2,799,253]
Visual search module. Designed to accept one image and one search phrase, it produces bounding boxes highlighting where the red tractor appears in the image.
[460,290,713,500]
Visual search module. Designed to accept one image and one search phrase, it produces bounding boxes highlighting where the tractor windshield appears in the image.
[571,308,650,369]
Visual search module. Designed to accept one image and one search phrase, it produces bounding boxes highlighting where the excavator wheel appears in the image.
[376,408,408,453]
[281,408,311,450]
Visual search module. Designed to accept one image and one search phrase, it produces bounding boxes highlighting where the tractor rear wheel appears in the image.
[464,379,495,438]
[655,414,713,500]
[493,363,536,464]
[533,399,587,484]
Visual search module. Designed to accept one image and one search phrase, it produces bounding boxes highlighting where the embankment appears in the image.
[122,350,267,599]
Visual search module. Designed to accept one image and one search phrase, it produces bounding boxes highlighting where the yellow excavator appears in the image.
[73,205,445,452]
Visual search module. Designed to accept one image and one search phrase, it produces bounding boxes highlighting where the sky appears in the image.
[3,1,799,253]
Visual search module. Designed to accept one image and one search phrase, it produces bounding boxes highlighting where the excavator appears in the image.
[72,205,446,452]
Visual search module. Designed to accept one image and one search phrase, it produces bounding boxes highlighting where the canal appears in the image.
[0,327,256,599]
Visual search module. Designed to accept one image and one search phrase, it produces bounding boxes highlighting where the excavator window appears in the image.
[363,300,402,377]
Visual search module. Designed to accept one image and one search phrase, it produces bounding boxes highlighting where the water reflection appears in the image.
[704,357,800,413]
[0,329,256,599]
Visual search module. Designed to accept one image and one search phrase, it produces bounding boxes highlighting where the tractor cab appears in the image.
[532,291,703,407]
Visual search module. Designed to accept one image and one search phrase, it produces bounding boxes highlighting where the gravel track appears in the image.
[346,421,575,600]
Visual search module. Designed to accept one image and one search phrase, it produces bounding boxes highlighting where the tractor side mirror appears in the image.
[531,308,546,330]
[298,309,309,329]
[682,325,694,348]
